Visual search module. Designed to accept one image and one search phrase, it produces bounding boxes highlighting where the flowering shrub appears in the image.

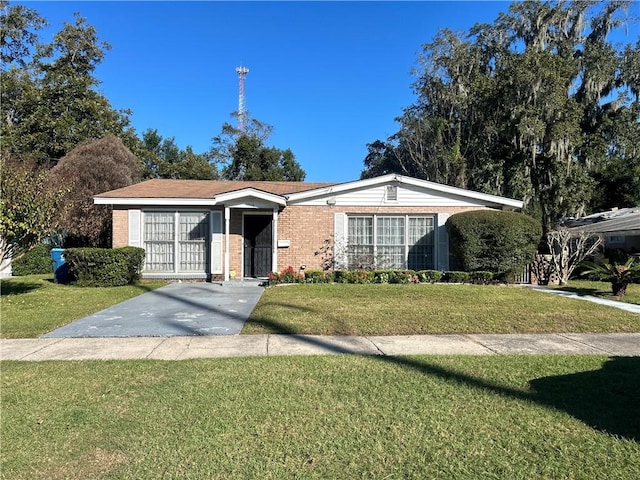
[268,266,304,286]
[267,267,496,286]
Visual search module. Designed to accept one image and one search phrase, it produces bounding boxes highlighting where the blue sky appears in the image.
[19,1,638,182]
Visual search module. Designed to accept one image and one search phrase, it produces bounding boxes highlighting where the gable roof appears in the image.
[94,174,523,210]
[286,174,523,209]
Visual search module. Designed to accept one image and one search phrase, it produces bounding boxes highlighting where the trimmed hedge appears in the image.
[446,210,542,273]
[416,270,443,283]
[64,247,145,287]
[303,270,330,283]
[442,271,470,283]
[469,271,494,285]
[11,244,54,276]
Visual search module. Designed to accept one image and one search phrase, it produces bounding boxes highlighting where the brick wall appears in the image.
[228,210,244,278]
[112,208,128,247]
[277,205,334,271]
[275,204,487,272]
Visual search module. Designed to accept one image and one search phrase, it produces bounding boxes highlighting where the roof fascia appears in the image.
[286,174,397,202]
[94,197,218,206]
[213,188,286,206]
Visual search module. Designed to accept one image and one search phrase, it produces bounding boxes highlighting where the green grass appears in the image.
[1,355,638,479]
[0,275,166,338]
[243,283,640,335]
[557,280,640,305]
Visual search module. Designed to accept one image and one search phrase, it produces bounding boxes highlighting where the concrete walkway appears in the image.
[2,333,639,361]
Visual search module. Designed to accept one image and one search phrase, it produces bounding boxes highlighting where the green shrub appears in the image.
[446,211,542,273]
[416,270,443,283]
[372,270,394,284]
[495,270,517,284]
[389,270,416,284]
[333,270,374,284]
[469,271,494,285]
[64,247,145,287]
[442,271,470,283]
[303,270,329,284]
[11,244,53,276]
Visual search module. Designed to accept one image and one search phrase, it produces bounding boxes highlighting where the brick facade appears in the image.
[274,204,486,272]
[112,208,128,248]
[113,204,488,277]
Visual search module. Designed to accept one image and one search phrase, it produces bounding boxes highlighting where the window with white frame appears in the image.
[385,185,398,202]
[144,211,209,273]
[144,212,175,271]
[347,216,374,269]
[178,212,208,271]
[376,216,405,268]
[346,215,435,270]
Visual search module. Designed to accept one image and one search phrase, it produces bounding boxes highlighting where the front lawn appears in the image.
[0,275,166,338]
[2,355,638,479]
[244,283,640,335]
[557,280,640,305]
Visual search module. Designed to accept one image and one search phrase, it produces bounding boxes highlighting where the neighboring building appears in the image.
[94,174,523,281]
[565,207,640,254]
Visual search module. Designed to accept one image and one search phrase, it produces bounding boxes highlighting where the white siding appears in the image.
[292,184,488,207]
[128,209,141,247]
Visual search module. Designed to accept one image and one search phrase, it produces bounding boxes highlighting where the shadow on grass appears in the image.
[251,315,640,442]
[530,357,639,442]
[245,301,351,335]
[556,286,615,299]
[0,279,44,296]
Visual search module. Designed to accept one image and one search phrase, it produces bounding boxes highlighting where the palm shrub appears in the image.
[579,257,640,297]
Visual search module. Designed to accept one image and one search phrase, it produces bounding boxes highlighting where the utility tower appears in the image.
[235,66,249,133]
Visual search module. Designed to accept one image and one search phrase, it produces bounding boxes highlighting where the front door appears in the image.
[243,215,272,277]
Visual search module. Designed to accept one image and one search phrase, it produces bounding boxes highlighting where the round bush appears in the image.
[446,211,542,273]
[11,244,53,276]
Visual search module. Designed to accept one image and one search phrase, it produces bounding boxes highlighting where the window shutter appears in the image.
[436,213,449,271]
[128,210,141,247]
[333,212,347,269]
[210,210,223,274]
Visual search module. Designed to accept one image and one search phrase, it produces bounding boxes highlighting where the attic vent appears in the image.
[385,185,398,202]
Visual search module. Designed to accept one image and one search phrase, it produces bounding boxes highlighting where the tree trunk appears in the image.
[612,281,627,297]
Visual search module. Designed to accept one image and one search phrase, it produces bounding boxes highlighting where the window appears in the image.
[407,217,434,270]
[347,216,373,269]
[346,215,435,270]
[144,212,175,271]
[376,217,404,268]
[144,211,209,273]
[385,185,398,202]
[179,212,208,271]
[606,235,625,245]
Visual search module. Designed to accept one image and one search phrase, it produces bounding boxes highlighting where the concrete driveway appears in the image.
[43,282,264,338]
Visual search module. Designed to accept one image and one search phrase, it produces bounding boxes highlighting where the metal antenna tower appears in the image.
[235,66,249,132]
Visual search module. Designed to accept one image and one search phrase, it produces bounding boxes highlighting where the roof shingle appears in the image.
[96,179,338,199]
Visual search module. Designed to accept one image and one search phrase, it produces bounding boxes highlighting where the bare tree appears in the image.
[546,228,602,285]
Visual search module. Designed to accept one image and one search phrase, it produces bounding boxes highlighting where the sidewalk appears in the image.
[2,333,639,361]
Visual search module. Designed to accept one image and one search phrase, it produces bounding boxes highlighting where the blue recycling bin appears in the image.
[51,248,69,283]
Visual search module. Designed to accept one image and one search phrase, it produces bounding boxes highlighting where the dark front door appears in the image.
[243,215,272,277]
